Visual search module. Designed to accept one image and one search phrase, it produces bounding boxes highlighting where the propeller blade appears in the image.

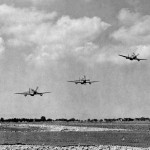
[35,86,39,91]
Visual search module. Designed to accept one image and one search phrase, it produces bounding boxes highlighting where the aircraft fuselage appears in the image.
[78,80,91,84]
[126,56,140,61]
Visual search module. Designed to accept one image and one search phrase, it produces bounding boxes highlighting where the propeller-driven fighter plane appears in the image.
[119,53,147,61]
[15,87,51,97]
[68,75,99,85]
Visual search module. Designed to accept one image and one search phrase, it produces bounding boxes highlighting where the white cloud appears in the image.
[136,45,150,58]
[0,37,5,54]
[0,4,57,48]
[111,8,150,45]
[28,15,110,65]
[0,4,111,66]
[117,8,140,25]
[0,4,57,25]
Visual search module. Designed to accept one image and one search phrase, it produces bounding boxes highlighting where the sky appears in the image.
[0,0,150,119]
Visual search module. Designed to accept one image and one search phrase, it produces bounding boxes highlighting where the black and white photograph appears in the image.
[0,0,150,149]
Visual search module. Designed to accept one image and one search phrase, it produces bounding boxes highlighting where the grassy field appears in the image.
[0,122,150,147]
[52,121,150,131]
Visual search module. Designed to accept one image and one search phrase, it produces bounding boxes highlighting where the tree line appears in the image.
[0,116,150,122]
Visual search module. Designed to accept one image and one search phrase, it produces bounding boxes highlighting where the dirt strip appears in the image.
[0,145,149,150]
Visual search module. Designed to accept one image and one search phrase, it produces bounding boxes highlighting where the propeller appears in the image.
[83,75,86,80]
[35,86,39,92]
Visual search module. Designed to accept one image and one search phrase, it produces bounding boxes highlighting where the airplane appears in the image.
[119,53,147,61]
[15,87,51,97]
[68,75,99,85]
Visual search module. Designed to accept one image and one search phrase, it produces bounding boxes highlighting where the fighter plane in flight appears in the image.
[15,87,51,97]
[119,53,147,61]
[68,75,99,85]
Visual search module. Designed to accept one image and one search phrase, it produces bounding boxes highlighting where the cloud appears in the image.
[31,16,110,65]
[0,4,111,66]
[0,4,57,49]
[111,8,150,45]
[0,4,57,25]
[136,45,150,58]
[25,15,110,66]
[0,37,5,54]
[126,0,140,9]
[117,8,140,25]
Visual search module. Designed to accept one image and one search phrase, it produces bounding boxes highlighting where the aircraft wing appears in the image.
[90,81,99,83]
[67,81,76,82]
[137,58,147,60]
[119,54,128,58]
[38,92,51,94]
[14,92,28,95]
[67,80,81,83]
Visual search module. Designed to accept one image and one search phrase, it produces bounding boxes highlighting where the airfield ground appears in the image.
[0,122,150,149]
